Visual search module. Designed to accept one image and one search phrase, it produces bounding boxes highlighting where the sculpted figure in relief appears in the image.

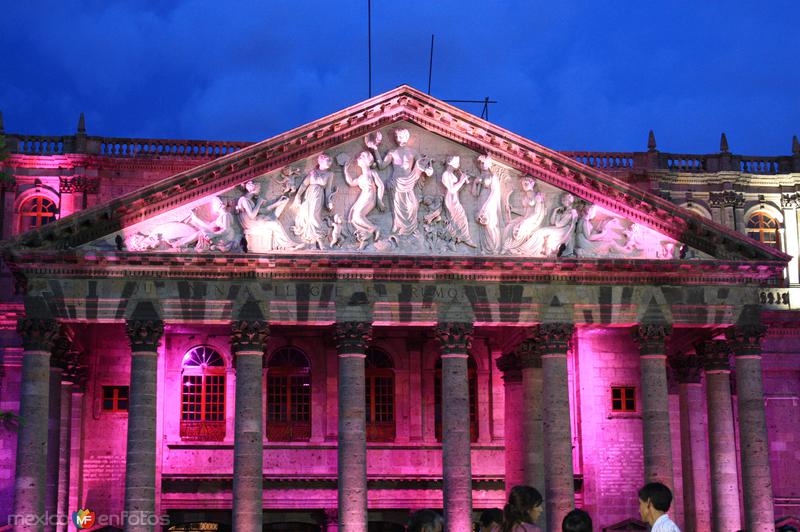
[524,192,579,256]
[502,176,547,255]
[440,155,476,248]
[237,180,302,251]
[574,204,624,257]
[342,151,386,249]
[366,129,432,236]
[473,155,508,254]
[291,153,336,249]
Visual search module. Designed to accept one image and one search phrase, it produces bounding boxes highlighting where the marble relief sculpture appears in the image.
[367,129,433,236]
[114,128,683,259]
[291,154,336,249]
[502,176,547,255]
[473,155,508,254]
[342,151,386,249]
[237,180,303,252]
[440,155,476,248]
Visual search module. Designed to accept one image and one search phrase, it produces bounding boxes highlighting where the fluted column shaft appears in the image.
[517,340,544,495]
[728,326,774,531]
[634,324,674,488]
[55,377,73,532]
[231,320,268,532]
[496,353,523,492]
[537,324,575,532]
[700,342,741,532]
[123,319,164,532]
[436,323,474,532]
[13,318,58,532]
[335,322,371,532]
[672,355,711,532]
[44,364,62,532]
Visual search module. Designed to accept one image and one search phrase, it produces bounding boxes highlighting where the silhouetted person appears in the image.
[479,508,503,532]
[562,509,592,532]
[407,509,444,532]
[638,482,680,531]
[502,485,543,532]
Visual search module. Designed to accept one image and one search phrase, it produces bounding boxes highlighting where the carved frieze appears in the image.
[101,124,684,261]
[60,176,99,194]
[781,193,800,209]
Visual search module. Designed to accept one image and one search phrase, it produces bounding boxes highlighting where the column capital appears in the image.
[515,338,543,368]
[50,331,73,370]
[531,323,574,355]
[125,319,164,352]
[323,508,338,525]
[696,340,733,371]
[334,321,372,354]
[495,352,522,382]
[230,320,269,354]
[16,318,59,352]
[435,322,474,355]
[725,325,767,357]
[670,355,703,383]
[633,323,673,356]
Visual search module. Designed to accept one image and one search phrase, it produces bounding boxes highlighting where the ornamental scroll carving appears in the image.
[108,124,683,259]
[708,190,744,208]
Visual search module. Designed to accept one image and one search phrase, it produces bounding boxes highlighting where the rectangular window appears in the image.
[611,386,636,412]
[102,386,129,412]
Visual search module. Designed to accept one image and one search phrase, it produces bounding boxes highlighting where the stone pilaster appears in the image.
[14,318,58,532]
[123,319,164,532]
[671,354,711,532]
[231,320,269,532]
[535,323,574,532]
[334,322,371,532]
[727,325,774,532]
[633,323,674,489]
[495,352,523,492]
[435,322,474,532]
[695,340,741,532]
[56,357,81,532]
[516,339,545,498]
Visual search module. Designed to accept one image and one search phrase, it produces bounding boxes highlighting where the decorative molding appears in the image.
[515,338,543,368]
[59,176,99,194]
[333,321,372,354]
[781,193,800,209]
[633,323,672,356]
[695,340,732,372]
[725,324,767,356]
[230,320,269,354]
[708,190,744,208]
[531,323,574,354]
[495,352,522,382]
[16,318,58,352]
[435,322,474,355]
[125,319,164,352]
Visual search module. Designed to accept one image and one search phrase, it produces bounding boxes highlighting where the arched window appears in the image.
[434,356,478,443]
[18,195,58,233]
[266,347,311,442]
[180,346,226,441]
[746,211,780,248]
[365,348,395,442]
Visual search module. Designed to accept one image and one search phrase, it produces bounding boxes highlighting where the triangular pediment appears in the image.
[2,85,789,269]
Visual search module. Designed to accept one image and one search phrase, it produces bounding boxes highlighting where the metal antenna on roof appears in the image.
[442,97,498,120]
[427,34,435,95]
[368,0,372,98]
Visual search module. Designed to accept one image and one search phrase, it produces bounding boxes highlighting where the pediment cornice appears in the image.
[2,85,789,270]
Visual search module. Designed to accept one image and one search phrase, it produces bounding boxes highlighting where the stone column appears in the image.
[671,354,711,532]
[231,320,269,532]
[495,352,523,492]
[435,323,474,532]
[633,324,674,488]
[536,324,575,532]
[727,325,774,532]
[123,318,164,532]
[697,341,742,532]
[56,360,79,532]
[44,351,64,532]
[14,318,58,532]
[334,322,371,532]
[781,196,799,284]
[516,339,545,495]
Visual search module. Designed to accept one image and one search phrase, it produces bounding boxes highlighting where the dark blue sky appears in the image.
[2,1,798,155]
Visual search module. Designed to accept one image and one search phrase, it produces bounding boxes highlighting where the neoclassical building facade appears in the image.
[0,87,799,532]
